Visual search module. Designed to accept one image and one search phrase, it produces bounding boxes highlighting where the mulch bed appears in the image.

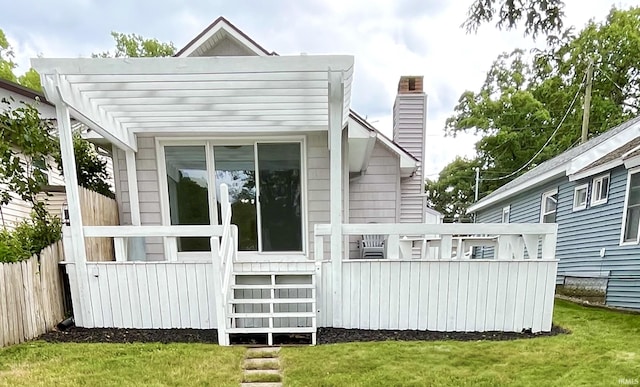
[40,327,219,344]
[40,325,568,345]
[316,325,569,344]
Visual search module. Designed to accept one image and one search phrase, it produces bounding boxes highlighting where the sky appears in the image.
[2,0,638,178]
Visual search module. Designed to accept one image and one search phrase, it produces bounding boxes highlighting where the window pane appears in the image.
[214,145,258,251]
[543,212,556,223]
[625,206,640,241]
[258,143,302,251]
[165,146,210,252]
[546,194,557,211]
[600,177,609,199]
[574,188,587,207]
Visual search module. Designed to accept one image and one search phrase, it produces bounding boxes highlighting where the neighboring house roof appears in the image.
[0,78,53,106]
[468,115,640,213]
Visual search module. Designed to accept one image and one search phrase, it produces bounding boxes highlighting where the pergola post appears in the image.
[328,70,344,326]
[56,103,92,326]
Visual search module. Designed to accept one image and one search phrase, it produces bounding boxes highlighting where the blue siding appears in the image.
[475,166,640,310]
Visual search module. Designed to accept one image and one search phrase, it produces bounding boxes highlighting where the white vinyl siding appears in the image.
[591,174,610,206]
[348,141,399,257]
[573,184,588,211]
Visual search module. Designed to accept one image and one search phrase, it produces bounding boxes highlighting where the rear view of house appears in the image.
[33,17,559,345]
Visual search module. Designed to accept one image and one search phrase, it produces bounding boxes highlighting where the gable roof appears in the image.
[0,78,53,106]
[176,16,275,57]
[468,115,640,213]
[349,109,418,163]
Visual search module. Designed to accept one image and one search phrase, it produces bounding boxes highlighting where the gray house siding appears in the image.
[475,166,640,309]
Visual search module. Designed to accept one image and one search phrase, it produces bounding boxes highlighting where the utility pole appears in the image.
[581,59,594,144]
[474,167,480,202]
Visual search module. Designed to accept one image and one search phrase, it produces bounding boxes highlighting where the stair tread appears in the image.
[232,284,314,289]
[231,298,314,304]
[228,327,316,333]
[234,271,315,276]
[230,312,316,318]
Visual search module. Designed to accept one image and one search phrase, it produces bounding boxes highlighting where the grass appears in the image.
[0,342,245,387]
[281,300,640,386]
[1,300,638,386]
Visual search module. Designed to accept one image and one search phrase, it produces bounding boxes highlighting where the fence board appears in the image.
[0,241,66,347]
[79,187,119,262]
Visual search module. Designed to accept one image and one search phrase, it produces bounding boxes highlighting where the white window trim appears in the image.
[620,168,640,245]
[591,173,610,206]
[156,135,308,261]
[502,205,510,223]
[572,183,589,211]
[540,188,558,223]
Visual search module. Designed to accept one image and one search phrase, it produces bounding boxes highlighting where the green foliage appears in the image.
[0,98,57,211]
[93,31,176,58]
[464,0,565,37]
[0,28,17,82]
[18,67,42,92]
[0,210,61,262]
[425,157,479,222]
[54,131,114,199]
[435,7,640,213]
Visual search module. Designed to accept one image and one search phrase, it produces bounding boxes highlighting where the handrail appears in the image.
[83,225,225,237]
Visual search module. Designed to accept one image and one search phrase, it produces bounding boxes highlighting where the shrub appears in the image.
[0,210,62,263]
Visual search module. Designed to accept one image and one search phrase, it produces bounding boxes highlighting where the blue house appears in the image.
[468,116,640,310]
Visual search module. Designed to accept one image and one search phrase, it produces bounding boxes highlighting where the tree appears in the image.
[0,28,17,82]
[425,157,479,222]
[18,68,42,92]
[93,32,176,58]
[435,6,640,213]
[0,98,57,222]
[464,0,565,37]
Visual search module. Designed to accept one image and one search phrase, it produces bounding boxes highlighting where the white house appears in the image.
[33,17,559,345]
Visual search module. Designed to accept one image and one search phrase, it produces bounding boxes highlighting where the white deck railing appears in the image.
[216,184,237,346]
[314,223,558,261]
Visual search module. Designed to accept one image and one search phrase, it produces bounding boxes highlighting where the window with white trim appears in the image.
[573,184,588,211]
[541,189,558,223]
[501,206,510,223]
[591,174,610,206]
[622,171,640,243]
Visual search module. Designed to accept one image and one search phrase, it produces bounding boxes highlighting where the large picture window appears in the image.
[163,140,304,254]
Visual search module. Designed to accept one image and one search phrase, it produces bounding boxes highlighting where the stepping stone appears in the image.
[244,369,280,375]
[246,346,280,358]
[240,384,282,387]
[244,357,280,369]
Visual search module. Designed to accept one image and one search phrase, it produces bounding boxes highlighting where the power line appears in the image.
[480,73,587,182]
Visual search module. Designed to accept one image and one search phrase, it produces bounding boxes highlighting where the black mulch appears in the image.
[40,327,219,344]
[39,325,568,345]
[317,325,569,344]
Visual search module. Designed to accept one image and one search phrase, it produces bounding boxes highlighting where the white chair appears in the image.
[359,234,385,259]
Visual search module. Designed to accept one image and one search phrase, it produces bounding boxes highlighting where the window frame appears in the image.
[620,168,640,245]
[540,188,559,223]
[591,173,610,206]
[156,136,308,261]
[501,205,510,223]
[572,183,589,211]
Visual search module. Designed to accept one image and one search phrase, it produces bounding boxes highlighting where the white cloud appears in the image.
[2,0,638,177]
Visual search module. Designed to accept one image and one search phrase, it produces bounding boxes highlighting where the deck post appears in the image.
[55,102,92,326]
[328,70,344,327]
[125,150,141,226]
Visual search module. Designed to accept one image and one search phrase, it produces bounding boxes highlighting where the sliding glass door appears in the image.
[163,140,303,254]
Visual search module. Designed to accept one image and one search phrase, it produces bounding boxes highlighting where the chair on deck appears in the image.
[359,234,385,259]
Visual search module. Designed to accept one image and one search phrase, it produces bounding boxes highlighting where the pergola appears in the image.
[33,55,354,323]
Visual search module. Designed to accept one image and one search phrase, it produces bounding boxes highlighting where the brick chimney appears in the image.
[393,75,427,223]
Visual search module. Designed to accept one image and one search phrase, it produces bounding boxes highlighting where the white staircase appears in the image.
[226,271,317,345]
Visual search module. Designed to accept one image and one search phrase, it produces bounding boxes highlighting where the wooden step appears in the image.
[231,284,314,290]
[229,312,316,318]
[228,327,315,334]
[231,298,314,304]
[234,271,315,276]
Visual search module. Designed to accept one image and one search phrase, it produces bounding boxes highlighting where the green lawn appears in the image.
[0,342,245,387]
[281,300,640,386]
[1,300,638,386]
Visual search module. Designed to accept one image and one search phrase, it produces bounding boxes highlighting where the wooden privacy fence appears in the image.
[79,187,119,262]
[0,241,66,347]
